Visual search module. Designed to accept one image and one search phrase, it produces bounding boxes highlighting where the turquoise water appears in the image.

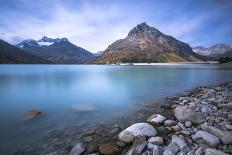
[0,64,232,154]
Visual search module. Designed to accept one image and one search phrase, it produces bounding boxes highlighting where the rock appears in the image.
[141,151,152,155]
[72,104,95,112]
[181,130,190,136]
[194,147,204,155]
[147,114,166,125]
[218,102,232,110]
[24,108,42,119]
[127,137,147,155]
[163,142,179,155]
[147,143,162,155]
[68,143,85,155]
[201,105,213,113]
[174,106,205,124]
[171,136,188,151]
[110,127,121,134]
[117,141,126,147]
[164,120,177,127]
[147,137,163,145]
[201,124,232,144]
[118,123,157,143]
[86,144,98,154]
[83,136,94,143]
[205,148,229,155]
[225,124,232,130]
[185,121,192,128]
[192,130,220,147]
[99,144,119,155]
[171,125,181,132]
[81,129,96,136]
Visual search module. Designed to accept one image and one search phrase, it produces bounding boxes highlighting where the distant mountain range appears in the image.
[96,23,202,63]
[0,39,50,64]
[193,44,232,59]
[0,23,231,64]
[16,36,96,64]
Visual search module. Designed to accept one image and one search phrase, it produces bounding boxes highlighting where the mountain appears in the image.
[96,23,201,63]
[17,36,96,64]
[94,51,103,57]
[193,44,232,59]
[0,39,50,64]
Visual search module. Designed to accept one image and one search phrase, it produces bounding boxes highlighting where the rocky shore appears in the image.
[14,82,232,155]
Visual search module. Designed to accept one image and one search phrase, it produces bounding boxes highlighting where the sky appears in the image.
[0,0,232,52]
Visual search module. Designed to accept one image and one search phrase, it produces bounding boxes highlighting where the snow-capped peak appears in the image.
[37,36,55,46]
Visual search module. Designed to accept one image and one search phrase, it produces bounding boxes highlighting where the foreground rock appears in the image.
[98,144,119,155]
[205,148,229,155]
[147,114,166,126]
[192,130,220,147]
[217,102,232,110]
[127,137,147,155]
[174,106,205,124]
[68,143,85,155]
[24,108,42,119]
[201,124,232,144]
[147,137,163,145]
[118,123,157,143]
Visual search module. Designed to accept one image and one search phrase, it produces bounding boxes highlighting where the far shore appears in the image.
[116,61,219,66]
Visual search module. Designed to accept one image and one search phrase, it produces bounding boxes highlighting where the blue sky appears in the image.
[0,0,232,52]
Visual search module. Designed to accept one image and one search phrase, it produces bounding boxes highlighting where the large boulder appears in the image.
[217,102,232,110]
[174,106,205,124]
[205,148,229,155]
[171,136,189,152]
[192,130,220,147]
[118,123,157,143]
[163,142,179,155]
[201,124,232,144]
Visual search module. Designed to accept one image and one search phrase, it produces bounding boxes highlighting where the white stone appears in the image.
[118,123,157,143]
[147,137,163,145]
[147,114,166,125]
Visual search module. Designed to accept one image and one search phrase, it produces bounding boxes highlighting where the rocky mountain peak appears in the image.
[127,22,162,38]
[17,39,39,48]
[39,36,54,43]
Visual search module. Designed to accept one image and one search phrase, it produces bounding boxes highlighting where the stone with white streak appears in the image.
[147,114,166,125]
[118,123,157,143]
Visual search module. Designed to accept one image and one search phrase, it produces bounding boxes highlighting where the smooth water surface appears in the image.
[0,64,232,154]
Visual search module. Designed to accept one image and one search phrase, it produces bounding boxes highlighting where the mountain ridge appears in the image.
[0,39,51,64]
[96,23,201,63]
[193,44,232,59]
[17,36,96,64]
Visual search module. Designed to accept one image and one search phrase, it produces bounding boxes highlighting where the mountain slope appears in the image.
[17,36,96,64]
[96,23,200,63]
[0,39,50,64]
[193,44,232,59]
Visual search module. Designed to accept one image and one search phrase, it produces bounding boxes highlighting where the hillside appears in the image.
[96,23,201,63]
[0,39,50,64]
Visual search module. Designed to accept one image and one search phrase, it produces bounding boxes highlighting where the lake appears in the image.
[0,64,232,154]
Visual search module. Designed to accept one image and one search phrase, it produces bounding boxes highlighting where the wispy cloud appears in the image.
[0,0,232,51]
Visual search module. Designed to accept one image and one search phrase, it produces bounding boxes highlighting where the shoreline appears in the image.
[13,82,232,155]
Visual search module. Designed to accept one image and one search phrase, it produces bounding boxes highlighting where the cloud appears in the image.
[0,1,134,52]
[0,0,232,51]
